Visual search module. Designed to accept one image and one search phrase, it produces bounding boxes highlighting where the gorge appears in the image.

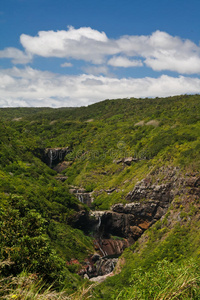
[0,95,200,299]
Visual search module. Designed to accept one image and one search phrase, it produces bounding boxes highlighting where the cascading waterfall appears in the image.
[96,216,101,231]
[49,149,53,168]
[77,193,84,203]
[98,242,106,257]
[96,215,111,259]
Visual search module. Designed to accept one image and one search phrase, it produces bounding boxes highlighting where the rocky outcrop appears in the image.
[114,157,139,165]
[126,166,184,202]
[54,175,68,182]
[126,181,173,203]
[41,147,71,168]
[92,200,167,244]
[53,161,72,172]
[72,166,191,280]
[78,254,118,279]
[94,238,129,257]
[69,187,93,207]
[89,272,114,283]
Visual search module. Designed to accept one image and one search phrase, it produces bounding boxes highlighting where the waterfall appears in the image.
[96,216,101,231]
[81,194,84,203]
[77,193,84,203]
[49,149,53,168]
[98,242,106,257]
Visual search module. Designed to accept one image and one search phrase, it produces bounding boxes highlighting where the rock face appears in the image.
[94,238,129,257]
[72,166,191,279]
[78,254,118,279]
[94,200,167,244]
[53,161,72,173]
[69,187,93,207]
[88,168,182,245]
[126,181,173,203]
[114,157,139,165]
[41,147,71,168]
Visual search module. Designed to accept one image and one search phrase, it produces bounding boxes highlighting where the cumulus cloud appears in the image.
[20,26,118,64]
[17,27,200,74]
[0,67,200,107]
[0,47,32,64]
[117,30,200,74]
[82,65,110,75]
[60,62,73,67]
[108,56,143,67]
[2,27,200,74]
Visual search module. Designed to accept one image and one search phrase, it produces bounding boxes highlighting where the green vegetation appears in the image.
[0,94,200,298]
[90,206,200,299]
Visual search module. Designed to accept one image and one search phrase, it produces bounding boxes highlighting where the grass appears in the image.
[113,259,200,300]
[0,266,98,300]
[0,95,200,298]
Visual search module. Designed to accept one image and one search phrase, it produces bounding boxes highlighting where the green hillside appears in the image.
[0,94,200,299]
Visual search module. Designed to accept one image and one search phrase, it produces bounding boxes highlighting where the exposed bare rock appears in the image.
[94,239,129,257]
[111,203,124,213]
[69,186,93,207]
[126,182,173,203]
[40,147,71,168]
[105,188,116,194]
[130,226,143,238]
[89,272,114,283]
[113,157,139,165]
[124,157,134,165]
[53,161,71,172]
[72,167,200,281]
[54,176,68,182]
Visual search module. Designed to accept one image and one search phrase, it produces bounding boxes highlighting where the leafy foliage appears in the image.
[0,94,200,297]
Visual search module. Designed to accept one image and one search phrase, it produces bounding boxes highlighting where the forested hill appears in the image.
[0,94,200,299]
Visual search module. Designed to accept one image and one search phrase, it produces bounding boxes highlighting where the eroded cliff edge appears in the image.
[69,166,200,280]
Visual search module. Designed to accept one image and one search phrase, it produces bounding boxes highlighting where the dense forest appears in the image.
[0,94,200,299]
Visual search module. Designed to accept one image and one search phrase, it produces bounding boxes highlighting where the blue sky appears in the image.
[1,0,200,107]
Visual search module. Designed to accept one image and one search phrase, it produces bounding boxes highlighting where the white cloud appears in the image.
[117,30,200,74]
[61,62,73,67]
[82,65,110,75]
[0,47,32,64]
[108,56,143,67]
[18,27,200,74]
[20,26,118,64]
[0,67,200,107]
[2,27,200,74]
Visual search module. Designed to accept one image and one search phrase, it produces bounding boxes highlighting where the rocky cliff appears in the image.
[40,147,71,168]
[71,166,197,280]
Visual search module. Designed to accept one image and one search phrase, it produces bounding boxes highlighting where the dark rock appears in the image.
[38,147,71,168]
[154,206,166,219]
[96,258,118,276]
[126,182,173,203]
[111,203,124,213]
[71,210,91,233]
[124,201,158,217]
[90,199,169,243]
[91,254,101,262]
[106,188,116,194]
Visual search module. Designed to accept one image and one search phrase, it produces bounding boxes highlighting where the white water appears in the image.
[96,216,101,231]
[49,149,53,168]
